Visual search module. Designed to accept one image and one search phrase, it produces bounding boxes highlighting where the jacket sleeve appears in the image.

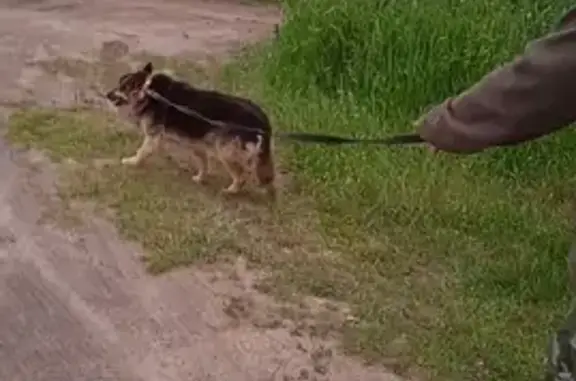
[417,8,576,153]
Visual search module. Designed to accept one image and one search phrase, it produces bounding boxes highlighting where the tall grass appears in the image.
[266,0,564,119]
[224,0,576,379]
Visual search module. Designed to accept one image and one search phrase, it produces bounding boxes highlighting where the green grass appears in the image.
[219,0,576,379]
[7,107,329,275]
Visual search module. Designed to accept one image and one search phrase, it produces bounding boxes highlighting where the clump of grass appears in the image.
[268,0,567,120]
[220,0,576,379]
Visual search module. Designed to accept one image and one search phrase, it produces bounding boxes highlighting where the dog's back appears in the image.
[146,73,271,132]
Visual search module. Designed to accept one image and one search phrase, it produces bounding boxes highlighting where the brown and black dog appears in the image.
[105,62,275,195]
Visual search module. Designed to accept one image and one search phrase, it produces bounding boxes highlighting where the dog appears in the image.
[105,62,276,195]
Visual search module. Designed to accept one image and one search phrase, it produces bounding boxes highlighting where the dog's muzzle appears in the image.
[105,90,129,107]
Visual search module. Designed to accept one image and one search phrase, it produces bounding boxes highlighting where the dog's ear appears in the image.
[142,62,153,74]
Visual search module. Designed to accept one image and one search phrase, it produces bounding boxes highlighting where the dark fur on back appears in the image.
[132,74,266,146]
[143,72,271,133]
[134,73,266,144]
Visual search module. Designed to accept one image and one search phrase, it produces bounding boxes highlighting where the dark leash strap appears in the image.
[142,88,425,147]
[275,131,424,146]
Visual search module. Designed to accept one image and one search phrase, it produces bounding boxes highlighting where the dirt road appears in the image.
[0,1,401,380]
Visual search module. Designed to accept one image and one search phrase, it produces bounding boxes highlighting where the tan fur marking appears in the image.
[254,135,276,197]
[189,146,208,183]
[112,90,128,101]
[243,134,264,183]
[138,72,155,99]
[140,70,174,95]
[215,138,250,194]
[121,134,161,166]
[121,118,163,166]
[245,134,263,158]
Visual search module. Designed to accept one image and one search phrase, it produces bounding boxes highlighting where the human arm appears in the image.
[416,8,576,153]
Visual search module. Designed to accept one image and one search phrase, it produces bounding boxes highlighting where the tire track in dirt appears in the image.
[0,1,403,380]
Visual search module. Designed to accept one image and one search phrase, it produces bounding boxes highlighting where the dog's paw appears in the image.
[263,185,277,200]
[93,158,117,168]
[192,173,205,184]
[222,185,241,194]
[121,156,140,166]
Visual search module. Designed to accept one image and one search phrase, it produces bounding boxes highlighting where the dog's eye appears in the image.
[120,82,137,92]
[117,73,138,90]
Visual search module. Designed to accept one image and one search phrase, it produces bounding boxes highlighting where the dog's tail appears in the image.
[256,134,275,188]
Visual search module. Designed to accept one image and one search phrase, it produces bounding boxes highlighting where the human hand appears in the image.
[412,114,439,154]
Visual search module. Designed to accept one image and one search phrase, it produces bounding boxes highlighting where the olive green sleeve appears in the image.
[417,8,576,153]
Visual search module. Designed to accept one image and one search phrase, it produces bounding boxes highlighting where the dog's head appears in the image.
[105,62,154,107]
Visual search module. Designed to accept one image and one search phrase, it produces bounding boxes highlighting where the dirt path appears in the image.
[0,1,401,380]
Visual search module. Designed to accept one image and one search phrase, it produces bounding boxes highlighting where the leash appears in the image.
[276,131,424,145]
[140,87,425,147]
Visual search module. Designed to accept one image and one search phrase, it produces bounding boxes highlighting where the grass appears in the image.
[6,107,329,275]
[220,0,576,380]
[6,0,576,380]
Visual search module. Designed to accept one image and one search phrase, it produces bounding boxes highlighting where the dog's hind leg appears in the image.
[217,139,248,194]
[122,119,162,166]
[254,136,276,198]
[221,160,246,194]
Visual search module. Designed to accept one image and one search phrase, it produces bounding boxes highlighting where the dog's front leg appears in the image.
[190,148,208,183]
[122,119,162,166]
